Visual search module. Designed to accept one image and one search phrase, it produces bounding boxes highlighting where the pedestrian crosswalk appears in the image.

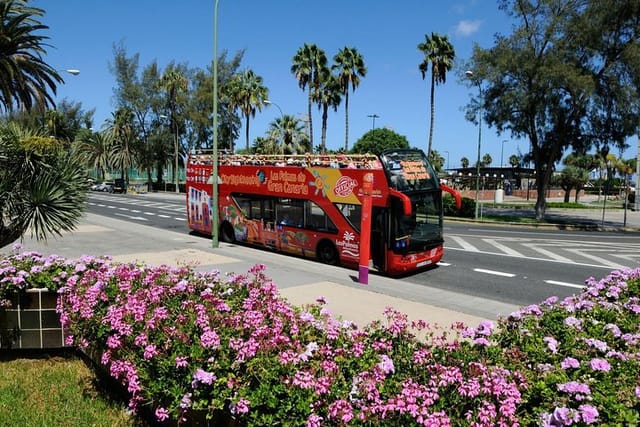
[445,234,640,269]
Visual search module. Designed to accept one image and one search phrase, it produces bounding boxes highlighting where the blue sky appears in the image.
[33,0,637,169]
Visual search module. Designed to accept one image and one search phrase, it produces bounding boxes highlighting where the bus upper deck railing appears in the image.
[189,151,383,170]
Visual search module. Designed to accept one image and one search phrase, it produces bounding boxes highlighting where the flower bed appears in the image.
[1,248,639,426]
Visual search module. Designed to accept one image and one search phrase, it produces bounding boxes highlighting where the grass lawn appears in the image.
[0,354,141,426]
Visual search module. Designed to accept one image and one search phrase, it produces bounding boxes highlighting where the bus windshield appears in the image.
[379,149,440,192]
[392,191,443,252]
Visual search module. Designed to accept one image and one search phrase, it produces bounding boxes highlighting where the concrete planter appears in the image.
[0,288,69,349]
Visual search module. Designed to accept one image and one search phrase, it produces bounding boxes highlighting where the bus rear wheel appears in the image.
[220,222,235,243]
[317,241,339,266]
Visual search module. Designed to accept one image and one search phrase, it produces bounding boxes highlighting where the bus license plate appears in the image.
[416,260,431,268]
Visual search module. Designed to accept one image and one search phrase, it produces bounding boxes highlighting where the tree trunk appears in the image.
[344,93,350,152]
[428,72,435,157]
[307,91,313,153]
[321,105,328,153]
[245,115,250,152]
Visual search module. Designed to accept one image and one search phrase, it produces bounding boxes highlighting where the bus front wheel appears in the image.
[317,241,339,266]
[220,222,235,243]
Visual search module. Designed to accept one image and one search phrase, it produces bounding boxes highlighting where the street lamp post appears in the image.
[60,68,80,76]
[367,114,379,130]
[501,140,507,168]
[212,0,220,248]
[264,100,283,118]
[465,70,482,220]
[443,150,450,170]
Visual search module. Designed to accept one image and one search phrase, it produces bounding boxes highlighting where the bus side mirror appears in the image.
[440,184,462,209]
[388,189,412,216]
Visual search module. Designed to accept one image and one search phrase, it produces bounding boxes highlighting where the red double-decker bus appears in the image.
[186,149,460,276]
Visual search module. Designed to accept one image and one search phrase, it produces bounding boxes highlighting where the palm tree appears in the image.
[332,46,367,151]
[418,33,455,157]
[0,1,63,113]
[266,114,307,154]
[229,69,268,152]
[0,122,87,248]
[106,107,136,185]
[315,74,342,153]
[291,43,328,152]
[72,128,113,181]
[159,68,188,191]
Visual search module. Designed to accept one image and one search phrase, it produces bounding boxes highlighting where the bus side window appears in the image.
[307,201,337,233]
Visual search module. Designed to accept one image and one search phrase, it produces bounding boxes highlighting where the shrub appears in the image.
[443,194,475,218]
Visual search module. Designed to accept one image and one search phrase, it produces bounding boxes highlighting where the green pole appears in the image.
[212,0,220,248]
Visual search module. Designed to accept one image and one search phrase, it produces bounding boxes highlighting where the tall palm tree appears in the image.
[229,69,268,151]
[160,68,188,190]
[0,1,63,113]
[418,33,455,158]
[291,43,328,152]
[332,46,367,151]
[72,128,113,181]
[315,74,342,153]
[0,122,87,248]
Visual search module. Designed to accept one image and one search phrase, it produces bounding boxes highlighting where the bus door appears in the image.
[370,207,387,271]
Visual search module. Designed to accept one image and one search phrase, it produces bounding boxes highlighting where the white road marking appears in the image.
[523,243,573,263]
[473,268,516,277]
[483,238,524,257]
[545,280,585,289]
[564,248,627,269]
[114,213,148,221]
[437,262,450,266]
[448,235,479,252]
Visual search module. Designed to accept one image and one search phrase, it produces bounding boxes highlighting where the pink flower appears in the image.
[579,404,599,424]
[560,357,580,369]
[377,355,395,374]
[589,358,611,372]
[200,329,220,349]
[155,406,170,421]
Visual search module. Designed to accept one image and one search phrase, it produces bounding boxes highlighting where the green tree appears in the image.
[291,43,328,151]
[0,122,87,248]
[418,33,455,157]
[468,0,640,220]
[461,157,470,168]
[106,107,136,185]
[428,149,445,173]
[159,67,189,189]
[332,46,367,151]
[263,114,307,155]
[0,1,63,113]
[351,127,410,156]
[72,128,113,181]
[481,153,492,167]
[315,73,341,154]
[554,165,589,203]
[508,154,520,168]
[228,69,268,152]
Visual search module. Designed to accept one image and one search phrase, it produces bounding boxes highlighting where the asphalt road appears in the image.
[86,191,640,308]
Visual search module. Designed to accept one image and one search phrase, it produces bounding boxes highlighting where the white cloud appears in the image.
[455,19,482,37]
